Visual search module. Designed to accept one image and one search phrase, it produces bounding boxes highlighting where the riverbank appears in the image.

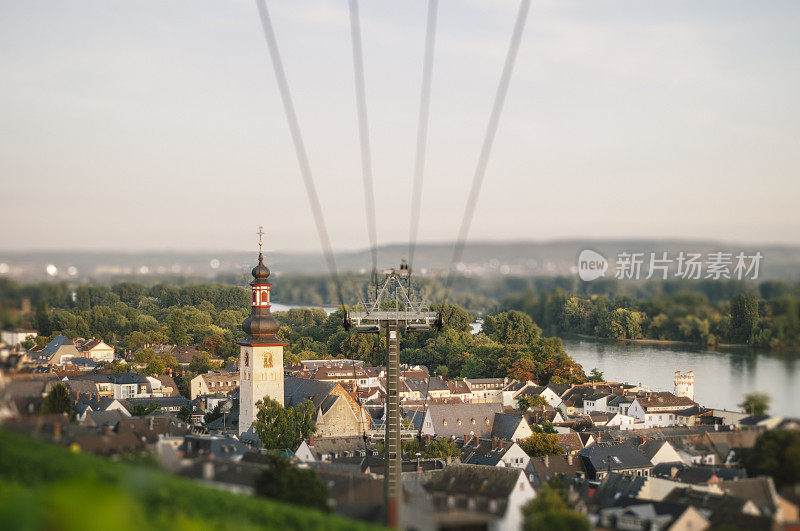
[568,333,770,352]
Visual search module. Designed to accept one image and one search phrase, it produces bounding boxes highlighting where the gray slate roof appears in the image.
[579,442,654,475]
[284,376,337,409]
[490,413,526,440]
[426,403,504,438]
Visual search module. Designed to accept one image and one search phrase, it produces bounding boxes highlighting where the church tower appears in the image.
[238,231,285,437]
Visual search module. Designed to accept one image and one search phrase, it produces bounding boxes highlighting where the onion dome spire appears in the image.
[241,226,279,340]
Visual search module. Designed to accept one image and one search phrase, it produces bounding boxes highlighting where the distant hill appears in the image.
[2,239,799,282]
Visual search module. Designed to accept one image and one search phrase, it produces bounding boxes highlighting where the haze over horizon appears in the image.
[2,0,799,252]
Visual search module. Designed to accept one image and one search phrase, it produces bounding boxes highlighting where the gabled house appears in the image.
[283,376,367,438]
[637,439,683,466]
[31,335,81,365]
[490,413,533,442]
[425,403,504,439]
[628,392,697,428]
[423,464,535,531]
[528,453,587,487]
[579,442,654,480]
[463,377,509,402]
[598,499,710,531]
[190,371,239,399]
[555,432,584,454]
[582,392,611,414]
[606,412,637,430]
[76,338,114,362]
[461,436,530,469]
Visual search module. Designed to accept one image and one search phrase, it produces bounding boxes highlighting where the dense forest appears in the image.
[0,278,586,386]
[498,283,800,350]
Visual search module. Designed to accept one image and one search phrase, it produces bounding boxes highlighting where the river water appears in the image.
[562,338,799,417]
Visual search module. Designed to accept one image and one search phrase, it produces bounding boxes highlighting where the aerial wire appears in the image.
[255,0,345,307]
[408,0,439,271]
[442,0,531,304]
[348,0,379,296]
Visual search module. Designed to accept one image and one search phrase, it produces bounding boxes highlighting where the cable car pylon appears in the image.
[345,260,440,528]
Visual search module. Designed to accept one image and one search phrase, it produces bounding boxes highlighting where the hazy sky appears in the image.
[2,0,799,253]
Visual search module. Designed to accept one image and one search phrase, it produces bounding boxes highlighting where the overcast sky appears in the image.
[1,0,799,253]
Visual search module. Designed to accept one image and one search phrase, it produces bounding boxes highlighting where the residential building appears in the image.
[190,371,239,400]
[423,464,535,531]
[461,436,530,469]
[1,329,37,346]
[30,335,81,365]
[579,442,654,480]
[490,413,533,442]
[425,402,504,439]
[628,392,697,428]
[76,339,114,362]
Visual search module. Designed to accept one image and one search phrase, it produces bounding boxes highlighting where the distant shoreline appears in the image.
[568,333,750,350]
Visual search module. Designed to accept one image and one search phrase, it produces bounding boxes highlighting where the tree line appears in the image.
[499,286,800,350]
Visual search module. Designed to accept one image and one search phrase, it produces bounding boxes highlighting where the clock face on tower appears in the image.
[263,352,273,368]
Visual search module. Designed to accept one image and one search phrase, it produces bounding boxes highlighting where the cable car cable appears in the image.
[441,0,531,305]
[408,0,439,271]
[255,0,345,307]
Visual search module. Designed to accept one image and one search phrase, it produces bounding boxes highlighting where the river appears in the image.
[562,338,799,417]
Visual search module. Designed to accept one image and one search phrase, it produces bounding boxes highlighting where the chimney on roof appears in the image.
[309,437,315,446]
[203,460,214,480]
[492,437,499,450]
[465,434,469,445]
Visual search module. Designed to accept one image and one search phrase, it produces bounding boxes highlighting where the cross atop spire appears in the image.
[257,225,264,257]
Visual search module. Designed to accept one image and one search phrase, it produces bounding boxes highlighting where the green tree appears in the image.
[517,394,548,410]
[168,310,190,346]
[34,301,53,337]
[40,384,72,416]
[587,368,604,382]
[144,358,165,376]
[421,438,461,459]
[177,405,192,424]
[483,311,542,346]
[204,403,224,425]
[737,430,800,489]
[133,348,157,365]
[739,392,770,416]
[729,293,758,344]
[129,402,160,416]
[254,453,328,511]
[519,433,564,457]
[253,397,316,450]
[189,352,214,374]
[522,480,589,531]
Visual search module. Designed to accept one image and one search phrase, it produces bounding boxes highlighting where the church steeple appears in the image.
[241,227,280,342]
[238,226,286,437]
